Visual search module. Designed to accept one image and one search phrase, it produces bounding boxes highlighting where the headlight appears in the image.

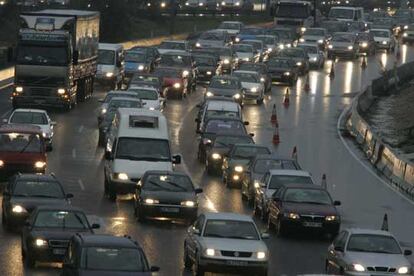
[101,108,107,114]
[285,213,300,219]
[250,87,258,93]
[234,166,243,172]
[300,27,306,33]
[15,86,23,93]
[182,70,189,77]
[185,2,189,5]
[278,44,284,50]
[404,25,409,30]
[196,42,201,48]
[284,72,290,76]
[286,43,291,48]
[12,205,27,213]
[206,71,212,75]
[267,47,272,52]
[325,215,338,221]
[35,238,48,247]
[260,77,265,82]
[352,264,365,272]
[382,41,388,45]
[404,33,408,37]
[299,38,305,43]
[173,83,181,89]
[144,198,159,204]
[203,138,212,144]
[117,173,129,180]
[34,161,46,169]
[317,39,324,44]
[296,62,302,66]
[149,107,155,111]
[233,93,241,99]
[243,57,250,61]
[235,1,240,5]
[199,2,203,5]
[347,45,353,50]
[57,88,65,95]
[206,91,214,97]
[206,248,215,256]
[181,200,195,207]
[223,59,230,64]
[254,181,261,188]
[42,132,50,138]
[361,42,368,48]
[311,57,317,62]
[235,37,240,42]
[328,45,333,49]
[221,1,225,5]
[0,160,4,167]
[257,252,266,259]
[138,65,144,70]
[212,153,221,159]
[161,2,166,7]
[105,72,114,78]
[398,267,409,274]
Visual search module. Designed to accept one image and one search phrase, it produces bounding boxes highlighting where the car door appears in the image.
[186,215,205,261]
[257,172,270,209]
[327,230,349,273]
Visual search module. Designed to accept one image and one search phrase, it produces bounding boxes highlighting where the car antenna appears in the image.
[381,213,389,231]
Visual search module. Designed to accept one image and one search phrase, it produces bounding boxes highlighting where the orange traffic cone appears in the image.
[283,88,290,107]
[329,62,335,79]
[270,104,278,124]
[304,74,310,92]
[321,174,327,189]
[292,146,298,161]
[361,56,367,69]
[272,123,280,145]
[381,213,389,231]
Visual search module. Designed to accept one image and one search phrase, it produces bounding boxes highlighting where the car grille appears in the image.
[301,215,325,223]
[31,88,52,97]
[366,266,396,272]
[3,164,35,173]
[48,240,69,248]
[221,250,252,257]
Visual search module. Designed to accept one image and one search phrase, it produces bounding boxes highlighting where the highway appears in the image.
[0,46,413,275]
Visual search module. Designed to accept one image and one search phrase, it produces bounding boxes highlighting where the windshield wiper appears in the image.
[148,180,175,192]
[164,181,188,192]
[73,213,87,229]
[226,235,256,240]
[30,194,60,199]
[19,135,36,153]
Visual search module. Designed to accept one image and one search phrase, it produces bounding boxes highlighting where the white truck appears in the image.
[271,0,316,33]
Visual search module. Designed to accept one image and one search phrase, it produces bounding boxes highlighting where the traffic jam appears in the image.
[1,1,414,275]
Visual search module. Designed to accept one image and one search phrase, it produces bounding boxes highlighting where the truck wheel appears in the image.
[183,245,193,269]
[76,79,86,103]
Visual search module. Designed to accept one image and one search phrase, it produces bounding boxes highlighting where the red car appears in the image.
[153,67,189,99]
[0,124,47,180]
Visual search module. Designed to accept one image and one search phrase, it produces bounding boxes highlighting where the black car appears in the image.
[2,174,73,229]
[21,205,99,267]
[356,32,376,55]
[124,50,155,80]
[276,48,309,75]
[241,154,301,205]
[129,46,160,62]
[222,144,271,188]
[153,67,189,98]
[133,171,202,223]
[197,116,250,163]
[128,73,162,95]
[195,96,236,130]
[238,62,272,93]
[205,134,254,175]
[267,184,341,237]
[265,27,297,49]
[266,57,298,86]
[62,234,160,276]
[193,54,220,83]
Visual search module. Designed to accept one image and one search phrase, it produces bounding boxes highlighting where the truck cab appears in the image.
[272,0,316,33]
[0,124,47,180]
[328,6,364,22]
[96,43,125,90]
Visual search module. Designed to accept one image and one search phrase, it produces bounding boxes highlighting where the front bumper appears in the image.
[199,257,267,274]
[280,217,340,233]
[197,71,215,82]
[27,244,68,262]
[270,73,294,83]
[140,204,197,220]
[243,91,261,100]
[4,210,29,227]
[12,95,71,108]
[376,42,391,49]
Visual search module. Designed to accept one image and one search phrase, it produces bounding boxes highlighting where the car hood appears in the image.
[344,252,411,268]
[158,49,186,55]
[208,87,239,96]
[79,271,152,276]
[141,190,196,203]
[125,62,146,71]
[31,227,91,239]
[236,52,254,59]
[228,158,251,167]
[308,53,319,60]
[283,202,338,216]
[97,64,115,74]
[331,41,353,47]
[0,152,46,164]
[209,146,231,156]
[374,37,391,43]
[197,65,216,72]
[11,198,69,213]
[113,160,173,179]
[216,28,239,35]
[197,39,224,48]
[303,35,323,41]
[268,66,291,73]
[141,99,161,110]
[200,237,267,252]
[241,82,263,90]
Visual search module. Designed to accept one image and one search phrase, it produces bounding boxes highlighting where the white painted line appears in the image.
[72,148,76,159]
[78,179,85,191]
[337,102,414,206]
[78,125,84,133]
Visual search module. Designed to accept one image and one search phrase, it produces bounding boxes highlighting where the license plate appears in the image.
[35,99,46,104]
[303,222,322,228]
[160,207,179,213]
[53,249,66,255]
[227,260,248,266]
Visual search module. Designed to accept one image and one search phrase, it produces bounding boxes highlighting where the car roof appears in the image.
[12,108,47,114]
[232,143,267,148]
[108,97,142,103]
[268,169,311,177]
[233,70,260,75]
[298,43,319,48]
[0,124,42,134]
[205,115,243,122]
[280,183,323,190]
[144,170,189,177]
[127,87,158,92]
[371,28,391,32]
[203,212,254,222]
[222,21,243,24]
[345,228,395,237]
[14,173,58,182]
[207,100,239,111]
[75,234,140,249]
[35,205,85,212]
[212,75,239,81]
[106,90,138,95]
[163,40,187,44]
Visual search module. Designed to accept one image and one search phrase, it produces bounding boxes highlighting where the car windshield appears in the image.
[267,59,291,68]
[34,210,89,229]
[283,188,332,205]
[116,138,171,161]
[82,247,148,272]
[305,29,325,36]
[219,22,240,30]
[298,45,317,54]
[276,3,309,18]
[279,49,306,58]
[332,34,354,42]
[0,133,42,153]
[194,56,215,66]
[98,50,115,65]
[160,54,192,66]
[214,136,252,147]
[257,36,276,45]
[268,175,313,190]
[125,51,147,63]
[154,68,181,78]
[159,42,186,50]
[347,234,402,254]
[240,28,263,35]
[253,159,297,173]
[13,180,64,198]
[205,120,246,134]
[233,44,253,53]
[371,30,389,38]
[132,90,158,100]
[395,10,411,17]
[210,78,239,89]
[104,93,137,103]
[203,219,259,240]
[10,112,48,125]
[231,146,270,159]
[233,72,259,83]
[17,45,68,66]
[144,174,194,192]
[108,99,141,111]
[218,48,232,56]
[329,8,354,19]
[200,32,224,41]
[131,75,160,84]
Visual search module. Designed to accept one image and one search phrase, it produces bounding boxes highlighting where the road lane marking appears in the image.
[337,102,414,206]
[78,125,84,133]
[72,148,76,159]
[77,179,85,191]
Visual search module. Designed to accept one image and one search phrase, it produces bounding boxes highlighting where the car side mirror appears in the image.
[105,151,113,160]
[150,266,160,272]
[66,193,74,199]
[244,121,249,125]
[73,50,79,65]
[404,249,412,256]
[334,246,344,252]
[334,200,341,206]
[195,188,203,194]
[261,232,270,239]
[2,118,8,124]
[91,223,100,229]
[172,154,181,164]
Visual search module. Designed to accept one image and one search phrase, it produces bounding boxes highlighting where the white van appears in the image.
[104,108,181,200]
[328,6,364,22]
[96,43,125,89]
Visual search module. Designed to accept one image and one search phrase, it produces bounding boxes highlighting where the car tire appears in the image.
[195,258,205,276]
[108,187,116,201]
[24,251,36,268]
[256,98,264,105]
[98,132,105,147]
[183,245,193,269]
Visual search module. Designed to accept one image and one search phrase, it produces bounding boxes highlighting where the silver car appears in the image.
[195,30,231,49]
[327,32,359,59]
[326,228,412,275]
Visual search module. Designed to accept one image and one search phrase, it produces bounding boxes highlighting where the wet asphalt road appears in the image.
[0,46,414,276]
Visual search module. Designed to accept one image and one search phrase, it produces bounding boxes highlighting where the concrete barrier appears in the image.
[347,61,414,199]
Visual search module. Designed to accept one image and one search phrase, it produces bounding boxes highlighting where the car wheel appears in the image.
[98,132,105,147]
[195,258,205,276]
[108,187,116,201]
[183,244,193,269]
[24,251,36,268]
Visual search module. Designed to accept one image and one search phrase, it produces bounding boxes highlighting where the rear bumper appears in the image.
[12,95,71,108]
[280,217,340,233]
[0,166,45,180]
[328,49,356,57]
